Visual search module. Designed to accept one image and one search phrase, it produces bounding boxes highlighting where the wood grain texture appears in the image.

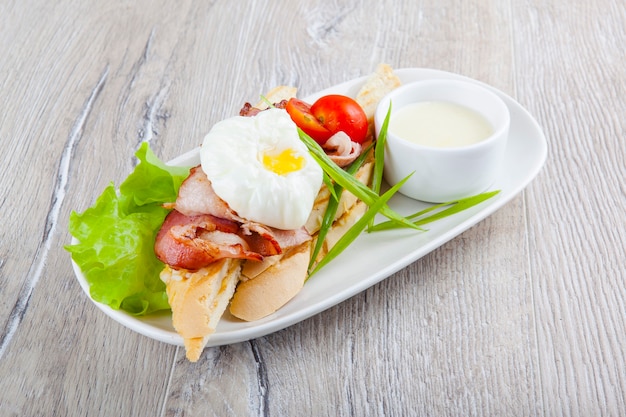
[512,0,626,416]
[0,0,624,415]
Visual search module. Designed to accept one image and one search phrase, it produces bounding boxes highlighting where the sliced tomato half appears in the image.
[285,98,333,145]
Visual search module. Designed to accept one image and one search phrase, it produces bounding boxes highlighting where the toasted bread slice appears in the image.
[356,63,402,122]
[229,241,311,321]
[161,259,242,362]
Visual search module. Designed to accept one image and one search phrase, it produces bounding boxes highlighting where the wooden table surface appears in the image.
[1,0,625,415]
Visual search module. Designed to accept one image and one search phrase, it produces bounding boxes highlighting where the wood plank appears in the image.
[0,1,196,415]
[513,0,626,415]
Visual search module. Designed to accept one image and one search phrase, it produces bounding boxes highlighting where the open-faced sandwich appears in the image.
[154,64,402,361]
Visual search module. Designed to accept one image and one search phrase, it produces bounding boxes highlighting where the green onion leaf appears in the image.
[308,143,374,271]
[308,173,411,277]
[322,172,339,202]
[369,190,501,232]
[259,95,274,108]
[372,103,390,197]
[368,102,391,230]
[308,185,341,272]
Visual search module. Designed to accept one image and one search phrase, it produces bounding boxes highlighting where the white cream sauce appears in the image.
[390,101,493,148]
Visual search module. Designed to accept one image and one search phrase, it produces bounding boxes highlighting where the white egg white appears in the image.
[200,108,323,230]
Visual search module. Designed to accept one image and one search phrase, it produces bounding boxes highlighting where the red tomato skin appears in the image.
[310,95,369,144]
[285,98,332,145]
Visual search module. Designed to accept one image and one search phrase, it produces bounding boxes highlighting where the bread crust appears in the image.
[356,63,402,123]
[162,259,242,361]
[229,241,312,321]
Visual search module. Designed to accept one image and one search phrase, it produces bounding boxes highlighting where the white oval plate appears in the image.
[72,68,547,347]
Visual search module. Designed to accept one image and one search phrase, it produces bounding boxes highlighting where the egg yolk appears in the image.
[261,149,305,176]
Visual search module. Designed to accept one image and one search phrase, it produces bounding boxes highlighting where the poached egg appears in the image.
[200,108,323,230]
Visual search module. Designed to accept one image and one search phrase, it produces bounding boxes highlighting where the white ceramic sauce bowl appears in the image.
[375,79,510,203]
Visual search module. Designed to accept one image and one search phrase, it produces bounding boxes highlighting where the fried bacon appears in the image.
[239,100,288,117]
[241,221,312,251]
[156,96,367,271]
[155,210,283,270]
[156,166,312,270]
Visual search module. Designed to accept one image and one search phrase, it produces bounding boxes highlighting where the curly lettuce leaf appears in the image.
[66,142,190,315]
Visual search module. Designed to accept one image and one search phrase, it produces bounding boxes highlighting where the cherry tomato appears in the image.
[310,95,368,144]
[285,95,369,145]
[285,98,332,145]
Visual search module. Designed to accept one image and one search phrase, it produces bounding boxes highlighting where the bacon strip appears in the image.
[239,100,288,117]
[155,207,313,271]
[173,165,311,245]
[155,210,283,270]
[242,221,311,250]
